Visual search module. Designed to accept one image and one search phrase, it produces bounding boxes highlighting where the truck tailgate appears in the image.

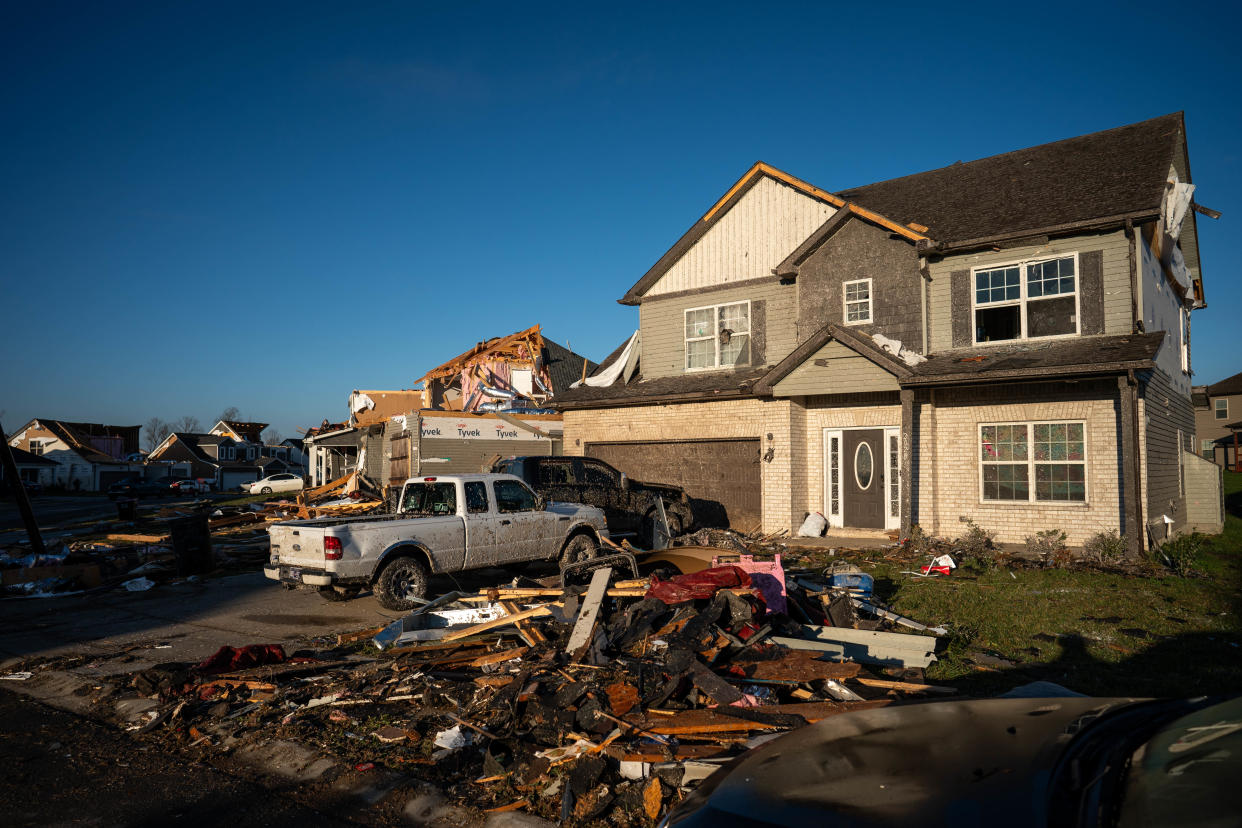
[268,523,327,568]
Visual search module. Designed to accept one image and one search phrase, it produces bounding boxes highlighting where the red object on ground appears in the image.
[193,644,287,675]
[354,762,375,772]
[645,565,752,605]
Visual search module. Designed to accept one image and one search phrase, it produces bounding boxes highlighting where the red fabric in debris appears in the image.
[194,644,287,675]
[645,565,752,605]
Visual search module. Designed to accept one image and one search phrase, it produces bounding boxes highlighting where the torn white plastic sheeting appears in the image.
[349,392,375,414]
[1169,244,1193,293]
[0,672,33,681]
[1163,178,1196,241]
[122,577,155,592]
[535,739,593,762]
[871,333,927,366]
[573,331,639,388]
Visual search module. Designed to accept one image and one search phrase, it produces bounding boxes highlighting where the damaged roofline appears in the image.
[916,208,1161,257]
[899,359,1155,388]
[552,386,762,411]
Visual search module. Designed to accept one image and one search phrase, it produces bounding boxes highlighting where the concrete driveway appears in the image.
[0,571,403,677]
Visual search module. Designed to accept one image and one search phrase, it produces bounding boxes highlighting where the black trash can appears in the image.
[170,514,213,576]
[115,497,138,521]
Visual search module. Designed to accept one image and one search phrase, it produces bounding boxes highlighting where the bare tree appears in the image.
[144,418,170,451]
[219,406,240,423]
[262,426,284,445]
[171,415,202,434]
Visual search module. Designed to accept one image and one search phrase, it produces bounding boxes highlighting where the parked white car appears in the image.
[247,473,305,495]
[172,478,211,495]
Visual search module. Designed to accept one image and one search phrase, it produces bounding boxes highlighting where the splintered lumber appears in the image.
[106,533,170,544]
[618,744,735,762]
[567,566,612,661]
[459,586,646,601]
[337,625,388,646]
[300,471,353,502]
[851,677,958,694]
[500,600,546,646]
[442,605,553,641]
[627,700,891,735]
[470,646,529,667]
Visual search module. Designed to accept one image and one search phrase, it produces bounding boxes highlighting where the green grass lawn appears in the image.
[801,472,1242,698]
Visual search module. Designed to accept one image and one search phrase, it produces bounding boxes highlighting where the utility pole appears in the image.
[0,419,46,555]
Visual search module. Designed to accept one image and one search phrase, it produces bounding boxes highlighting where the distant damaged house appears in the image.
[304,327,594,491]
[555,113,1223,550]
[416,325,594,413]
[6,419,142,491]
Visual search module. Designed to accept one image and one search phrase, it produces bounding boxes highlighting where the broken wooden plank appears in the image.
[851,677,957,694]
[626,700,891,735]
[105,533,170,544]
[441,605,553,641]
[567,566,611,661]
[722,649,860,683]
[500,600,545,646]
[469,646,529,667]
[690,662,744,705]
[337,625,388,646]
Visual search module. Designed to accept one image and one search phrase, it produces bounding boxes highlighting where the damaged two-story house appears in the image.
[554,113,1222,552]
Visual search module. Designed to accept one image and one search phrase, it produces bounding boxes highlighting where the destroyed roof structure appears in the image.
[416,325,597,413]
[556,112,1223,549]
[210,420,269,444]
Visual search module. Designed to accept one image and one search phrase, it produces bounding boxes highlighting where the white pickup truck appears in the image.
[263,473,608,610]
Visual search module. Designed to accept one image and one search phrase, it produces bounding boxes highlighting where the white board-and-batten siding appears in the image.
[644,176,837,298]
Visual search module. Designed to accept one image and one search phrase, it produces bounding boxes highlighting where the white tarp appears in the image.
[349,392,375,414]
[573,330,639,388]
[1163,178,1196,241]
[871,333,927,366]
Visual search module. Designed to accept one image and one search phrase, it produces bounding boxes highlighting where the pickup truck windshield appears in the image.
[401,482,458,515]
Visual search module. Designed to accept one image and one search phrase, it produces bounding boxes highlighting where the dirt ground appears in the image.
[0,687,358,827]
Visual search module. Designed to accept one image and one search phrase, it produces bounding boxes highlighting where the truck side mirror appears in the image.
[619,473,629,491]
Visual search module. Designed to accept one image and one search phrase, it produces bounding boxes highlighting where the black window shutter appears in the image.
[951,270,971,347]
[1078,250,1105,335]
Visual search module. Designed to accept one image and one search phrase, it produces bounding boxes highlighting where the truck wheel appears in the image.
[374,556,429,611]
[559,534,598,567]
[317,585,359,602]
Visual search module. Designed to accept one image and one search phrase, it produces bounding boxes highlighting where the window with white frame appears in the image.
[974,255,1078,344]
[980,421,1086,502]
[684,301,750,370]
[1216,399,1228,420]
[843,279,872,324]
[1202,438,1215,459]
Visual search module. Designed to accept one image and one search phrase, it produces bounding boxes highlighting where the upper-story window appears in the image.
[843,279,873,324]
[974,254,1078,344]
[29,440,46,456]
[1216,399,1229,420]
[685,301,750,370]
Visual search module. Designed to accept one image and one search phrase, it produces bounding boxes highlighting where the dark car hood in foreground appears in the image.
[665,697,1142,828]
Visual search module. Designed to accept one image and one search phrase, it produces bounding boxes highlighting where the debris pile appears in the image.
[73,552,952,824]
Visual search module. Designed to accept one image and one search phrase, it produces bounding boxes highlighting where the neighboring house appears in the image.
[6,419,143,491]
[1192,372,1242,469]
[555,113,1219,551]
[210,420,268,444]
[0,445,58,492]
[146,431,278,490]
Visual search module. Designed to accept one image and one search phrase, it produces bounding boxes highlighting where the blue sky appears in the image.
[3,1,1239,440]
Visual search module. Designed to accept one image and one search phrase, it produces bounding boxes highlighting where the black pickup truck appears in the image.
[490,455,693,548]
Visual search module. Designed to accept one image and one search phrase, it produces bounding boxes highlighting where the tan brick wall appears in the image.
[919,387,1122,546]
[563,398,799,532]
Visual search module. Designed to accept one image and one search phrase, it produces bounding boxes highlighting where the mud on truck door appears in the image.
[490,478,552,561]
[461,479,504,569]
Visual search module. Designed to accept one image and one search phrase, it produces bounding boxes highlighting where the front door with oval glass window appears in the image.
[843,429,885,528]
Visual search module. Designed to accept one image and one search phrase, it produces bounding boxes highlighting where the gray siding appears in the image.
[794,218,923,349]
[1141,366,1196,537]
[927,229,1133,352]
[639,278,797,379]
[773,340,899,397]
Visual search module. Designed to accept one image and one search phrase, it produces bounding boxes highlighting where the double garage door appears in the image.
[586,438,761,532]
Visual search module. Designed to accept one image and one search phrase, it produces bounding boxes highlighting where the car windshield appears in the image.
[1115,697,1242,827]
[401,482,457,516]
